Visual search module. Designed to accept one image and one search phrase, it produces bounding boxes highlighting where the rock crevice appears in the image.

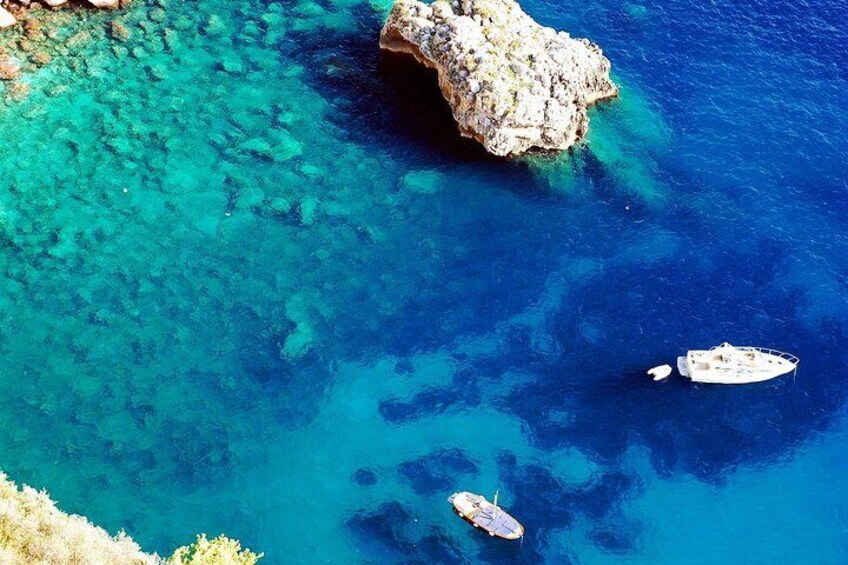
[380,0,618,157]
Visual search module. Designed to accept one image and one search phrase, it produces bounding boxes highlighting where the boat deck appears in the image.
[466,505,523,538]
[677,344,799,384]
[449,492,524,539]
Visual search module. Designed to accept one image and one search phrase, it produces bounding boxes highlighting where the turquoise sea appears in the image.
[0,0,847,562]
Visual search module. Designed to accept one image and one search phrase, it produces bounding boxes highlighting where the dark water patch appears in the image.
[575,148,633,206]
[159,419,234,488]
[498,456,639,524]
[399,459,454,496]
[346,502,469,563]
[490,453,641,559]
[588,523,640,554]
[577,472,639,520]
[489,242,848,481]
[122,448,158,475]
[352,468,378,486]
[347,501,417,555]
[283,4,509,166]
[238,352,331,423]
[375,51,499,163]
[473,530,547,565]
[398,448,479,495]
[380,372,481,424]
[394,358,415,375]
[416,528,468,564]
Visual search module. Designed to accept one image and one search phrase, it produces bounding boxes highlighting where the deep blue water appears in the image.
[0,0,846,562]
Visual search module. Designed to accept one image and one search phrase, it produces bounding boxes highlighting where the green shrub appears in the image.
[167,534,262,565]
[0,472,262,565]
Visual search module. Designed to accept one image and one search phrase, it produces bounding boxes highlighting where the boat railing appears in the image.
[750,347,799,365]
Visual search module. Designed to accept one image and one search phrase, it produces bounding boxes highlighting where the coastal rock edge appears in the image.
[379,0,618,157]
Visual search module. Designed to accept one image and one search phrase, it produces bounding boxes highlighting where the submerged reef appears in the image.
[380,0,618,156]
[0,473,261,564]
[0,0,135,102]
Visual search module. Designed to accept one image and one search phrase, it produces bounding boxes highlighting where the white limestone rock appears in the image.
[380,0,618,156]
[86,0,120,9]
[0,6,17,29]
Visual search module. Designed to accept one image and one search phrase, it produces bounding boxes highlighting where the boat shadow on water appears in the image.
[286,12,504,163]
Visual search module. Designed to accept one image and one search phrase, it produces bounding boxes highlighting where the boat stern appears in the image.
[676,356,690,377]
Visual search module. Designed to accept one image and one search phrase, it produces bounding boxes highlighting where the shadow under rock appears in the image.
[285,6,581,181]
[286,12,497,163]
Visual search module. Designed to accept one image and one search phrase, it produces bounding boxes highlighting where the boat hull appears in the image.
[678,346,798,384]
[448,492,524,540]
[687,367,793,384]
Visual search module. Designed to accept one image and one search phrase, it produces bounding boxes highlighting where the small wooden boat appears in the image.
[448,491,524,540]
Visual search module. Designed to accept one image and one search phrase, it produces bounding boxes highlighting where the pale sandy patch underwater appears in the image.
[0,0,846,562]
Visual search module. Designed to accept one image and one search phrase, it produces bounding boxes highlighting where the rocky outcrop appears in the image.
[0,58,20,80]
[0,5,16,28]
[380,0,618,157]
[0,0,122,31]
[0,0,134,101]
[86,0,120,9]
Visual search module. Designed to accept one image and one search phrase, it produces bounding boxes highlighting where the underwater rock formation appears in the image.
[380,0,618,157]
[0,0,136,101]
[0,58,20,80]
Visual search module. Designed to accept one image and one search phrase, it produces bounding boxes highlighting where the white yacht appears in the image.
[677,342,799,384]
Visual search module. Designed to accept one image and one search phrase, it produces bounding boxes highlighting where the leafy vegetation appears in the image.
[167,534,262,565]
[0,473,261,564]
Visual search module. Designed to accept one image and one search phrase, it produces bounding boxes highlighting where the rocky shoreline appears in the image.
[0,0,135,103]
[380,0,618,157]
[0,472,262,564]
[1,0,124,31]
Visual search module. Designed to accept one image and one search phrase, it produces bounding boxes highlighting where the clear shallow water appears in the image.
[0,0,846,562]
